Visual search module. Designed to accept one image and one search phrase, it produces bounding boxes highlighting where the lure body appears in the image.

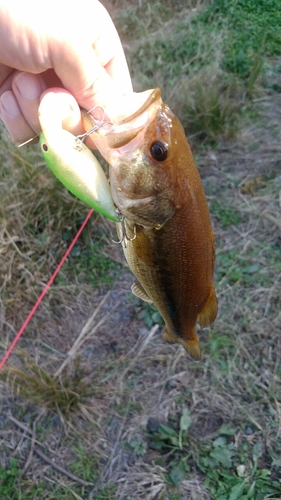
[82,88,218,359]
[39,130,118,222]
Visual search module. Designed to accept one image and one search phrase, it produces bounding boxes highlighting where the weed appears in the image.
[0,459,46,500]
[130,17,225,87]
[126,439,147,456]
[136,302,164,329]
[70,445,100,482]
[211,200,242,228]
[115,1,187,39]
[215,243,280,288]
[175,74,241,141]
[130,294,164,329]
[0,350,101,416]
[0,459,20,498]
[146,409,281,497]
[200,0,281,77]
[92,485,117,500]
[117,401,141,415]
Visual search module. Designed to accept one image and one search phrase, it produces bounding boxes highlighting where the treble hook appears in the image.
[76,105,112,145]
[112,209,137,248]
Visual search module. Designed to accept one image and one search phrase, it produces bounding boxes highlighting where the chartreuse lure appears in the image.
[39,128,118,222]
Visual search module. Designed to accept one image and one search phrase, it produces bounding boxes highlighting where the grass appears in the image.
[1,0,281,499]
[0,350,102,416]
[56,240,122,287]
[116,0,281,142]
[0,458,116,500]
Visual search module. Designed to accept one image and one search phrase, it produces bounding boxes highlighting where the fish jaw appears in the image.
[82,89,158,163]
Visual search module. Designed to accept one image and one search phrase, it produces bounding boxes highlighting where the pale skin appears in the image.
[0,0,134,145]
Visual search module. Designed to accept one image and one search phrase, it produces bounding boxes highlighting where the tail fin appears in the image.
[180,338,201,360]
[163,327,201,360]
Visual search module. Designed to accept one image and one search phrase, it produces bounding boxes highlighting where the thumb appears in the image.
[39,89,83,136]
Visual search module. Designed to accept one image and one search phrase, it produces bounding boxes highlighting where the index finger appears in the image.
[51,2,133,119]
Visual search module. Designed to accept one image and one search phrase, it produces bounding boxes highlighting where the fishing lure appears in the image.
[38,94,118,222]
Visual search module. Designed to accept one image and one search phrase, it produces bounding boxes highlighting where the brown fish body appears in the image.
[82,88,217,359]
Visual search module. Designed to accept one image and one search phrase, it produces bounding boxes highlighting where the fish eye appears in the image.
[150,141,168,161]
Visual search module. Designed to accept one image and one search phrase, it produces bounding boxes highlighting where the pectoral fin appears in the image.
[163,327,201,360]
[131,227,155,266]
[198,286,218,328]
[131,281,153,303]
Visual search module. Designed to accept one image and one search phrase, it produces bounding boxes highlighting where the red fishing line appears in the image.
[0,208,94,370]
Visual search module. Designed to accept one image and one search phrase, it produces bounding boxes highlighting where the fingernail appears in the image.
[14,72,44,100]
[0,91,21,117]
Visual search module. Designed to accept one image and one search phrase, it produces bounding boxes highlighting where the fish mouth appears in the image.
[105,88,161,150]
[117,88,161,126]
[83,88,162,153]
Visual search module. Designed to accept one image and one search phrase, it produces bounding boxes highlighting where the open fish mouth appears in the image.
[83,88,161,155]
[105,88,161,147]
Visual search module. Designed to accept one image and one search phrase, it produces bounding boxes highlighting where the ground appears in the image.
[0,1,281,500]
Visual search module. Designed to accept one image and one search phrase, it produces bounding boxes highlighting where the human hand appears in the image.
[0,0,133,144]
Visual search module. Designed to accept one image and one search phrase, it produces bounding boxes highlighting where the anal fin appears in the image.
[199,286,218,328]
[131,280,153,303]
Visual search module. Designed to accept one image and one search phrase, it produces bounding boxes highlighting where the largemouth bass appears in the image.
[82,88,218,360]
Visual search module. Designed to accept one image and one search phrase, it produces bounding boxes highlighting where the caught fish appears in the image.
[82,88,218,359]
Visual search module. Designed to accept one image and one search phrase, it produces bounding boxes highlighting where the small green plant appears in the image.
[201,441,281,500]
[70,445,100,482]
[119,0,281,142]
[92,485,117,500]
[147,408,193,487]
[211,200,242,228]
[0,459,20,498]
[215,248,275,288]
[137,302,164,329]
[59,241,122,287]
[0,459,45,500]
[127,439,147,456]
[200,0,281,78]
[147,410,281,497]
